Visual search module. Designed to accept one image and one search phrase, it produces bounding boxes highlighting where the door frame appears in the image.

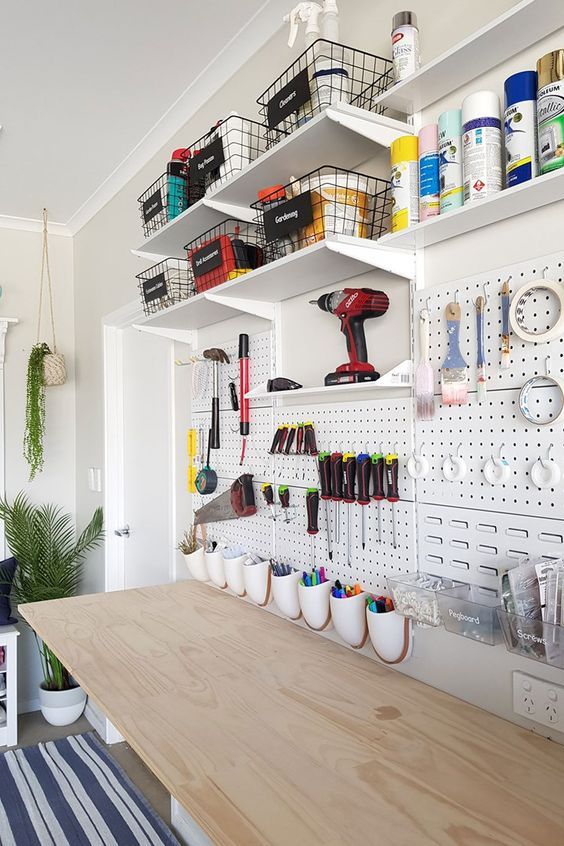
[102,301,178,593]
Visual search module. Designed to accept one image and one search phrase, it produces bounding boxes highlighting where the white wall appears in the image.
[72,0,564,738]
[0,226,75,710]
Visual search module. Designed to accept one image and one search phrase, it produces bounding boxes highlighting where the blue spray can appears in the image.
[438,109,463,212]
[504,71,538,187]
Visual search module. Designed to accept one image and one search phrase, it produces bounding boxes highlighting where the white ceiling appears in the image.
[0,1,283,228]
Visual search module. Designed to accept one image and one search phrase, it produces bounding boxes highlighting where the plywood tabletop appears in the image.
[20,581,564,846]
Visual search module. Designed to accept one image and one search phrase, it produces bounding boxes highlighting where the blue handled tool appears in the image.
[441,301,468,406]
[501,278,510,369]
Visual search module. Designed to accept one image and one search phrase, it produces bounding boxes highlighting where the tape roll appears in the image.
[519,374,564,426]
[509,278,564,343]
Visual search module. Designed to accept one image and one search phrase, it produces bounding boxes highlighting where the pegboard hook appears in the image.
[473,281,489,308]
[454,290,459,304]
[492,443,506,464]
[541,443,555,469]
[545,355,552,376]
[543,266,550,280]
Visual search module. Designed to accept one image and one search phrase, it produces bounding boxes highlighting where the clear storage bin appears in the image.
[497,609,564,669]
[437,584,502,646]
[387,572,464,627]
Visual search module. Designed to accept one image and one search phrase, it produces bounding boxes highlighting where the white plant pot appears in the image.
[367,609,412,664]
[205,550,226,588]
[183,546,208,582]
[39,685,87,727]
[330,592,368,648]
[271,569,302,620]
[224,553,247,596]
[243,560,271,606]
[298,580,333,631]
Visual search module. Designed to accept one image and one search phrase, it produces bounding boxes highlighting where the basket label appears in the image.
[142,189,164,225]
[142,272,167,304]
[191,238,223,278]
[267,68,311,128]
[263,190,313,242]
[189,137,225,181]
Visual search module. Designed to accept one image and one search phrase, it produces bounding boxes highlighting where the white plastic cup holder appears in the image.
[483,456,511,486]
[366,609,412,664]
[329,592,368,648]
[205,549,226,588]
[407,453,430,479]
[243,559,272,606]
[531,457,561,490]
[442,451,467,482]
[183,545,208,582]
[298,580,333,631]
[271,569,302,620]
[223,553,247,596]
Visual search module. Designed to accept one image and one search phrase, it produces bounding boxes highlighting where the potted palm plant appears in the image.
[0,493,103,725]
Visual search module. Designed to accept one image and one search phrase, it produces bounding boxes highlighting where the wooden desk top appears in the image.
[20,581,564,846]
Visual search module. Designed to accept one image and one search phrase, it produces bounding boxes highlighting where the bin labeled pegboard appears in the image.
[184,219,268,294]
[136,258,194,316]
[257,39,393,141]
[252,167,391,263]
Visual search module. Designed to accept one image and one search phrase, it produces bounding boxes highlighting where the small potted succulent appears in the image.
[178,527,208,582]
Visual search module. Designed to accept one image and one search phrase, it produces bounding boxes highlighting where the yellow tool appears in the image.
[187,429,197,493]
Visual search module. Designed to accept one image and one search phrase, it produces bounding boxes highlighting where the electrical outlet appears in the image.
[513,671,564,729]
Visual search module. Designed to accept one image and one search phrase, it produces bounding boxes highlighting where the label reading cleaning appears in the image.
[142,189,164,224]
[189,136,225,182]
[263,191,313,242]
[190,238,224,278]
[267,68,311,128]
[142,272,168,304]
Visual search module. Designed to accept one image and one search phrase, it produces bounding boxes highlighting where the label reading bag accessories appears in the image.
[263,191,313,242]
[267,68,311,128]
[189,136,225,181]
[142,189,164,225]
[142,272,168,304]
[190,238,224,278]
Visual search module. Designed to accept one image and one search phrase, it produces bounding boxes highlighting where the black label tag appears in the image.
[191,238,224,278]
[189,136,225,182]
[142,189,164,225]
[142,272,168,304]
[263,191,313,242]
[267,68,311,128]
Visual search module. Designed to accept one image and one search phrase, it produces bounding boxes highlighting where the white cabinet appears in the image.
[0,626,19,747]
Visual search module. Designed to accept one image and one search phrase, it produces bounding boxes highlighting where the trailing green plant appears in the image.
[0,493,104,691]
[23,342,51,480]
[177,526,198,555]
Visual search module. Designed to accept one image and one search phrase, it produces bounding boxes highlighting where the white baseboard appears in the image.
[84,700,124,745]
[170,798,213,846]
[19,698,40,714]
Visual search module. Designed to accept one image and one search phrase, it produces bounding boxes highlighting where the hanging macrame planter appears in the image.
[23,209,67,480]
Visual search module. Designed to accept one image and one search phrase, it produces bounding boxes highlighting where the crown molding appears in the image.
[65,1,285,236]
[0,215,71,237]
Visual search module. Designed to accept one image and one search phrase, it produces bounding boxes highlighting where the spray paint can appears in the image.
[504,71,538,187]
[391,11,420,84]
[438,109,463,213]
[462,90,502,203]
[390,135,419,231]
[418,124,440,220]
[537,51,564,175]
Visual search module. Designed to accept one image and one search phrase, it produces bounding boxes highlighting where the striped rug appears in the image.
[0,732,180,845]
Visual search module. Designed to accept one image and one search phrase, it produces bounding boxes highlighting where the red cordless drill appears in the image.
[310,288,390,385]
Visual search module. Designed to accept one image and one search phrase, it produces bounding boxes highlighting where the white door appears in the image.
[104,317,175,591]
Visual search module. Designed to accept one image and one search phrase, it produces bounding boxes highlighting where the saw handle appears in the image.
[230,474,257,517]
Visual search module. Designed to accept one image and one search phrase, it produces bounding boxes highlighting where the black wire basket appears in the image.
[183,220,268,294]
[257,39,393,144]
[136,258,195,316]
[137,115,286,238]
[251,166,391,262]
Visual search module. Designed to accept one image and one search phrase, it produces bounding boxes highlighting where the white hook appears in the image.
[454,290,459,304]
[546,356,552,376]
[543,266,550,280]
[541,443,555,470]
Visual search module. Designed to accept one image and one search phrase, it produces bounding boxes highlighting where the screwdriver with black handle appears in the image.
[330,449,343,545]
[343,452,356,566]
[278,485,290,522]
[371,449,385,543]
[306,487,319,567]
[318,451,333,561]
[261,483,276,520]
[356,449,371,550]
[385,451,399,549]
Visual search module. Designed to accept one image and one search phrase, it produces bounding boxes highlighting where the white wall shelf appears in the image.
[378,169,564,250]
[246,359,412,399]
[133,104,412,261]
[372,0,564,115]
[135,235,414,334]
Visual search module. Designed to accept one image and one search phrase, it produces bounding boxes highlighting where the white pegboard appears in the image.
[192,406,273,482]
[415,251,564,395]
[418,503,564,590]
[272,398,415,499]
[190,330,273,413]
[415,389,564,519]
[273,485,416,593]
